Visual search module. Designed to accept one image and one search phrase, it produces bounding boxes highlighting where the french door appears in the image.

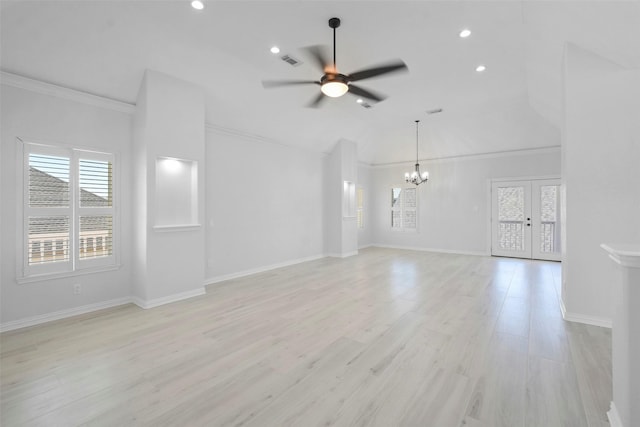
[491,179,561,261]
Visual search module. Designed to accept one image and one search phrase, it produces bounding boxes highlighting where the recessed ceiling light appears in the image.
[270,46,280,54]
[191,0,204,10]
[356,98,363,104]
[459,29,471,38]
[475,65,486,72]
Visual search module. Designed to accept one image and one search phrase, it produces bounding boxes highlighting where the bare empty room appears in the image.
[1,1,639,426]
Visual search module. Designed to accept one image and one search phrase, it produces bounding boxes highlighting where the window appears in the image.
[21,141,116,278]
[390,187,417,231]
[356,187,364,229]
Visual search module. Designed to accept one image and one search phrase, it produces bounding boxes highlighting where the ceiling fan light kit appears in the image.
[320,75,349,97]
[262,17,408,107]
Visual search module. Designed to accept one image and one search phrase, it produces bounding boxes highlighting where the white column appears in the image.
[601,244,640,427]
[132,70,206,307]
[561,44,640,327]
[325,139,358,258]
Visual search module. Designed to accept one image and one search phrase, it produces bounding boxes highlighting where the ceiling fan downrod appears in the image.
[328,17,340,71]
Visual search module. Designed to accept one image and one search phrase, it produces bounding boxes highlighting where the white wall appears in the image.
[0,84,133,324]
[204,128,325,281]
[0,75,330,326]
[562,44,640,326]
[357,164,373,248]
[371,149,561,254]
[132,70,206,306]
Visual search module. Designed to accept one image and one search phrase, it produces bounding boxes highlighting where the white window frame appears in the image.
[356,186,364,229]
[390,186,418,232]
[18,139,119,282]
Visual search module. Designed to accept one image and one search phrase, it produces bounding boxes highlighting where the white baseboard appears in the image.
[0,297,133,333]
[560,298,612,328]
[205,254,326,285]
[132,287,206,309]
[327,251,358,258]
[358,244,373,250]
[1,287,209,333]
[608,402,623,427]
[372,243,490,257]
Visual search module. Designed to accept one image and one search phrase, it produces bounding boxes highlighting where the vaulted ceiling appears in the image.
[2,1,639,164]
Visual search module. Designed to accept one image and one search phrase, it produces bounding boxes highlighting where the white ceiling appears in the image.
[2,1,639,164]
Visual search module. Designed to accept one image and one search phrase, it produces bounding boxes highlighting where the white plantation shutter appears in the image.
[29,154,70,207]
[391,187,402,229]
[28,216,70,265]
[403,187,417,231]
[79,159,112,207]
[390,186,418,232]
[22,142,116,277]
[78,156,114,262]
[26,150,72,274]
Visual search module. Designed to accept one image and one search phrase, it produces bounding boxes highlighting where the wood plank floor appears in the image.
[0,248,612,426]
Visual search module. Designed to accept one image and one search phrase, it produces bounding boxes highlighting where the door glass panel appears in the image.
[498,187,524,221]
[540,185,558,253]
[497,186,525,251]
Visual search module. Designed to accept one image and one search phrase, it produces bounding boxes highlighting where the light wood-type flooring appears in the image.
[1,248,612,426]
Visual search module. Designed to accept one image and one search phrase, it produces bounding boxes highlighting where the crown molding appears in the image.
[204,122,329,157]
[1,70,136,114]
[371,145,561,168]
[1,71,560,165]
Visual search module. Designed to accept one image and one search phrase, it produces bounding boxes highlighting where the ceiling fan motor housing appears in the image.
[321,73,348,85]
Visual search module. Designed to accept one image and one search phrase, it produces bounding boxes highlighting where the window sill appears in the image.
[17,264,121,284]
[153,224,201,233]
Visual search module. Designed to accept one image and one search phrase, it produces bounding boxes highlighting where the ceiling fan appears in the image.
[263,17,408,108]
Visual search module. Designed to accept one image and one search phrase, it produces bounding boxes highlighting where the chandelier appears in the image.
[404,120,429,186]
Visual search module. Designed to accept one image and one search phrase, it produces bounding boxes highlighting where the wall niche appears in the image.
[154,157,199,230]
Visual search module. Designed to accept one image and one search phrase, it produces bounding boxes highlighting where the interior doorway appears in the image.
[491,178,561,261]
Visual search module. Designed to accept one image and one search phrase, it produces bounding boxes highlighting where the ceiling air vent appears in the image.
[280,54,303,67]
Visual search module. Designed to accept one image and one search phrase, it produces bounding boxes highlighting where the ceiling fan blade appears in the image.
[306,92,326,108]
[262,80,320,88]
[348,60,408,82]
[302,45,332,73]
[348,84,386,102]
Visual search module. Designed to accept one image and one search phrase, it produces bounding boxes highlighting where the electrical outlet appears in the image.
[73,284,81,294]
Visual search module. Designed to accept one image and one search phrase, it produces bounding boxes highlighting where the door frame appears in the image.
[531,178,562,261]
[491,180,533,259]
[490,176,561,261]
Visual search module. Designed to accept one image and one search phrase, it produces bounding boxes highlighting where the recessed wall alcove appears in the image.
[154,156,199,231]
